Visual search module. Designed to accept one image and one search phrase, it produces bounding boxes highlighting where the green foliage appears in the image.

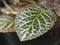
[0,15,14,29]
[15,6,56,41]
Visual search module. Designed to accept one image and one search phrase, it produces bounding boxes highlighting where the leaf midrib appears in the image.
[27,8,45,31]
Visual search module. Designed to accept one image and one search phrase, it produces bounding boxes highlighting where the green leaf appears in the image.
[0,15,14,29]
[15,6,57,41]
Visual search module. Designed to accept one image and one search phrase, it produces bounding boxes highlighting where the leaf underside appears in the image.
[0,15,14,29]
[15,6,56,41]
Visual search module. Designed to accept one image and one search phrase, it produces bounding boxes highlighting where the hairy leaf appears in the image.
[0,15,14,29]
[15,6,57,41]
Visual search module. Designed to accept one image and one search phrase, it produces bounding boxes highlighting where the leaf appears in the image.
[15,6,57,41]
[0,15,14,29]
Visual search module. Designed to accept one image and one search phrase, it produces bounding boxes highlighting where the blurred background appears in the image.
[0,0,60,45]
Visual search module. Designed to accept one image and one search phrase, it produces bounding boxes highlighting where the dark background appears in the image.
[0,21,60,45]
[0,0,60,45]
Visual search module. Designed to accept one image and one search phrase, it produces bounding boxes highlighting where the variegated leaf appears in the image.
[0,15,14,29]
[15,6,57,41]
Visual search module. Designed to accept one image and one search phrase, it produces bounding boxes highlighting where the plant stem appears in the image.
[2,0,12,11]
[27,0,38,6]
